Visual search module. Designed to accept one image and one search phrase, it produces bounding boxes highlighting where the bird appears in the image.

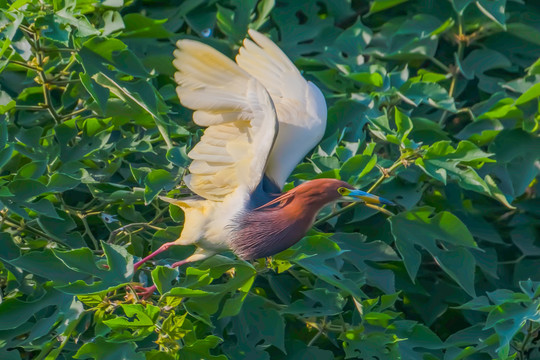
[132,30,394,298]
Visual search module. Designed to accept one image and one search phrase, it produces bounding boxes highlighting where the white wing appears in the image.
[173,40,277,201]
[236,29,327,188]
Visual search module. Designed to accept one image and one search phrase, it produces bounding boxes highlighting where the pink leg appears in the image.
[171,259,189,268]
[134,258,191,299]
[133,242,176,271]
[133,251,214,299]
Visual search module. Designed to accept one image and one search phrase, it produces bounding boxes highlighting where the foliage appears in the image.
[0,0,539,359]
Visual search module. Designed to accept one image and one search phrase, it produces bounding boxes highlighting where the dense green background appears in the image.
[1,0,539,359]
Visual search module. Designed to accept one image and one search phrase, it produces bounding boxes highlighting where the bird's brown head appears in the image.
[288,178,355,209]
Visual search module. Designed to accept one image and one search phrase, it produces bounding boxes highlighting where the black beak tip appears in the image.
[381,198,397,207]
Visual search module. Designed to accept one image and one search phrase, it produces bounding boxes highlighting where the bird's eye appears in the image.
[338,187,346,195]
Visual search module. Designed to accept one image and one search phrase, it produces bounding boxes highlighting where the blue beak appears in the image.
[348,189,395,206]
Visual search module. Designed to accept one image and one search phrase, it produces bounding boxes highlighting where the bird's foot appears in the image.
[132,284,157,300]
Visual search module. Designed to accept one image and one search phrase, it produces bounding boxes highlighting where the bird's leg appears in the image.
[132,259,189,300]
[133,250,214,300]
[133,241,176,271]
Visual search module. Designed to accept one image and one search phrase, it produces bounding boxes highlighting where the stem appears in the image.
[428,56,451,73]
[314,159,403,226]
[34,32,62,123]
[50,79,81,85]
[498,255,525,265]
[8,60,41,71]
[60,107,86,119]
[15,105,47,111]
[40,47,77,52]
[34,310,89,360]
[19,24,34,35]
[49,55,78,81]
[519,321,534,360]
[307,316,326,346]
[75,212,99,250]
[0,214,67,247]
[439,14,464,127]
[155,120,173,150]
[108,222,164,243]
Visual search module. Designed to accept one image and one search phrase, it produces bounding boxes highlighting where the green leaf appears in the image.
[0,90,15,114]
[395,107,412,141]
[74,336,145,360]
[340,154,377,183]
[222,295,285,356]
[0,289,68,330]
[103,303,159,328]
[369,0,409,14]
[8,179,47,201]
[476,0,506,27]
[334,233,400,294]
[163,287,214,298]
[52,242,133,294]
[151,265,179,294]
[178,335,227,360]
[144,169,176,204]
[390,207,477,296]
[340,329,400,359]
[348,72,383,87]
[35,14,70,45]
[25,198,62,219]
[278,235,366,300]
[515,82,540,105]
[80,72,110,114]
[47,173,81,192]
[101,10,124,36]
[121,13,173,38]
[401,82,457,112]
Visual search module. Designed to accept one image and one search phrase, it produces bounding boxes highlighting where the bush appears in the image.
[0,0,539,359]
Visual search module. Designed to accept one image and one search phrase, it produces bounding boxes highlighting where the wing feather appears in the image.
[174,40,277,200]
[236,30,327,188]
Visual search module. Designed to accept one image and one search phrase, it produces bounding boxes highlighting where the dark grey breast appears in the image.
[229,175,310,260]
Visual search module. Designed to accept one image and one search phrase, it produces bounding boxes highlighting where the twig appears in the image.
[33,31,62,123]
[498,255,525,265]
[50,79,81,85]
[8,60,41,71]
[15,105,47,111]
[439,14,465,127]
[18,24,34,35]
[0,213,68,247]
[80,215,99,250]
[49,55,78,82]
[307,316,327,346]
[520,321,534,360]
[60,107,87,120]
[108,222,164,243]
[40,47,77,53]
[428,56,451,73]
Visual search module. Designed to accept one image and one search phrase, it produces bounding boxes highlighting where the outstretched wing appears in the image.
[173,40,277,201]
[236,29,327,189]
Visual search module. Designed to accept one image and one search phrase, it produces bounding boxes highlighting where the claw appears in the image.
[132,285,157,300]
